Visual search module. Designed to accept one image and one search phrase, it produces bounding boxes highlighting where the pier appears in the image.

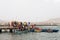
[0,26,18,33]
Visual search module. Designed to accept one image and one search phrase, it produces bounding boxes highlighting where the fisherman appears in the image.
[27,22,30,26]
[17,22,23,31]
[28,24,35,32]
[10,21,18,32]
[27,22,31,31]
[23,22,28,30]
[13,21,18,27]
[10,21,14,27]
[10,21,17,27]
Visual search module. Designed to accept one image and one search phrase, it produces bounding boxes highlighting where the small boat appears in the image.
[29,29,35,32]
[14,30,29,34]
[29,27,42,32]
[29,28,59,32]
[52,29,59,32]
[41,29,47,32]
[41,29,59,32]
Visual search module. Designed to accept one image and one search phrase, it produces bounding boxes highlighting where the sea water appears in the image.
[0,26,60,40]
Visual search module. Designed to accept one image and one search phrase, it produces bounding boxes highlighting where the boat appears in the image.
[52,29,59,32]
[14,30,29,34]
[29,28,59,32]
[41,29,59,32]
[13,29,59,34]
[41,29,47,32]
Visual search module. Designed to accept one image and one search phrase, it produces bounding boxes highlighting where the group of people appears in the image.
[9,21,59,32]
[10,21,35,31]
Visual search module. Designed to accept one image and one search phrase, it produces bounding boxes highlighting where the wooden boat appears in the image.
[14,30,29,34]
[29,28,59,32]
[41,29,59,32]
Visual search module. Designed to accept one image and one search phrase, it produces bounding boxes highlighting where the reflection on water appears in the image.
[0,32,60,40]
[0,26,60,40]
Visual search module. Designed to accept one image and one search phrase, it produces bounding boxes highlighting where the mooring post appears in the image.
[0,29,2,33]
[10,29,13,33]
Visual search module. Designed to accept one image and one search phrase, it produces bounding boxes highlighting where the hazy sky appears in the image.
[0,0,60,22]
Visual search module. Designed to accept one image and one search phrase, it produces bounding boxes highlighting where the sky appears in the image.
[0,0,60,22]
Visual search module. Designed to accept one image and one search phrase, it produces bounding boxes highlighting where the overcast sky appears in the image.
[0,0,60,22]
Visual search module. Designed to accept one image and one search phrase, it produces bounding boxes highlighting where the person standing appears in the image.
[18,22,23,31]
[23,22,28,30]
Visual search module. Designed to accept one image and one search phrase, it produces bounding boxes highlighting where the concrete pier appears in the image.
[0,26,18,33]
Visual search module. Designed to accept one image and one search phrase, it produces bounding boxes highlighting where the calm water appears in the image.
[0,26,60,40]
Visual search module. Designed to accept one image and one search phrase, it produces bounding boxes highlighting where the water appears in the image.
[0,26,60,40]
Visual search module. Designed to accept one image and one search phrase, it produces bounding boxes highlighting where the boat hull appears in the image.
[41,29,59,32]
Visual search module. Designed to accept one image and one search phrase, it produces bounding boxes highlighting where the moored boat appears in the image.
[41,29,59,32]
